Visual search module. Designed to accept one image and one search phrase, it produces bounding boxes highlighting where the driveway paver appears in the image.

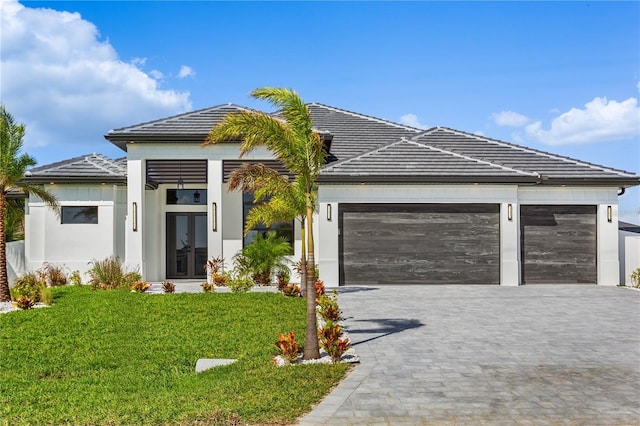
[299,285,640,425]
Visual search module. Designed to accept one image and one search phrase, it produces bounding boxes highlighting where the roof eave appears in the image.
[317,175,539,184]
[23,176,127,185]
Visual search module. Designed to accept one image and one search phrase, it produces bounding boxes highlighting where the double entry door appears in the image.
[166,213,207,279]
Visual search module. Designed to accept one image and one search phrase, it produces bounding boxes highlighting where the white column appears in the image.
[125,159,145,278]
[207,160,223,262]
[598,203,620,285]
[500,201,520,286]
[317,201,340,288]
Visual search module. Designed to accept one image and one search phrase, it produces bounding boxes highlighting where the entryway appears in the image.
[166,212,207,279]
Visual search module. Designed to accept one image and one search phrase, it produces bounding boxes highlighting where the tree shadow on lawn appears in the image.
[345,318,423,346]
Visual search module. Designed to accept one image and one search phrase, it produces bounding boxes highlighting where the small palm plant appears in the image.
[234,231,292,285]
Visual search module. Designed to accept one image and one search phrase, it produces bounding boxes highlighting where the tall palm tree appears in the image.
[0,105,59,302]
[205,88,325,359]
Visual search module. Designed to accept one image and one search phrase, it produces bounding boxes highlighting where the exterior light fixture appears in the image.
[193,190,201,204]
[507,203,513,221]
[132,202,138,232]
[607,205,612,223]
[212,202,217,232]
[327,204,332,221]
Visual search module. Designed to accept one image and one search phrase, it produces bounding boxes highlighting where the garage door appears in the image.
[520,205,597,284]
[339,204,500,285]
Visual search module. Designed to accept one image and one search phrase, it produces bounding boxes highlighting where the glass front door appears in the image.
[166,213,207,279]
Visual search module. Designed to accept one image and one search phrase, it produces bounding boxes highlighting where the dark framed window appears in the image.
[61,206,98,224]
[166,189,207,205]
[243,192,294,248]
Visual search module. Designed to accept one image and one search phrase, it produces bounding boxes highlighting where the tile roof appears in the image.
[306,103,422,162]
[25,153,126,183]
[319,127,639,186]
[105,104,249,150]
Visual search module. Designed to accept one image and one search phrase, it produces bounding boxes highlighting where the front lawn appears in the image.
[0,286,349,425]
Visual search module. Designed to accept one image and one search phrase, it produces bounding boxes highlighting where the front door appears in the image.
[166,213,207,279]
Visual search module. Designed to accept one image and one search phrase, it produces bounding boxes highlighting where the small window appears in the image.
[243,193,294,248]
[61,206,98,224]
[166,189,207,205]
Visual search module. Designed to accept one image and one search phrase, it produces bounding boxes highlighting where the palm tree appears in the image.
[0,105,59,302]
[205,88,325,359]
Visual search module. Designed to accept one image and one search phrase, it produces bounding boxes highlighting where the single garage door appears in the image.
[520,205,597,284]
[339,204,500,285]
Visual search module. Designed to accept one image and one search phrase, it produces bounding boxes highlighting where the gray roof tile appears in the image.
[25,153,126,183]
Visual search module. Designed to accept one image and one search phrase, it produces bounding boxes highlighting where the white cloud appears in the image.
[474,130,485,136]
[178,65,195,78]
[490,110,531,127]
[149,69,164,80]
[525,96,640,146]
[0,0,191,152]
[399,113,428,129]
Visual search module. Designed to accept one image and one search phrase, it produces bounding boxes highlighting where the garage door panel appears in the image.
[521,205,596,284]
[340,204,500,285]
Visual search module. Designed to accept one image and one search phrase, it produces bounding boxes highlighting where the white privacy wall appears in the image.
[25,184,126,279]
[317,184,622,287]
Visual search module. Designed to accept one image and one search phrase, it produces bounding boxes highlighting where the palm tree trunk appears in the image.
[299,217,307,297]
[0,189,11,302]
[303,199,320,359]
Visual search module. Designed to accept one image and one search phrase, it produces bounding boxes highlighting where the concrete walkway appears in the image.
[298,285,640,425]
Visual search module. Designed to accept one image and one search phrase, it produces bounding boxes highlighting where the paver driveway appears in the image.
[299,285,640,425]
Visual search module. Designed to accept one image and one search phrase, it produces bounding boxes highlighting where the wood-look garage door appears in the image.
[339,204,500,285]
[520,205,597,284]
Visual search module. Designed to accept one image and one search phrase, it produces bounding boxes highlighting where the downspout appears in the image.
[618,188,626,196]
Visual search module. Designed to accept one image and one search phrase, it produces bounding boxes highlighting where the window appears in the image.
[61,206,98,224]
[243,192,294,248]
[166,189,207,205]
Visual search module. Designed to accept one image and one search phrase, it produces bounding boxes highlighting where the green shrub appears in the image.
[36,262,67,287]
[40,287,54,306]
[234,231,291,285]
[631,268,640,288]
[11,272,45,302]
[87,256,140,290]
[228,275,254,293]
[15,295,35,310]
[68,270,83,286]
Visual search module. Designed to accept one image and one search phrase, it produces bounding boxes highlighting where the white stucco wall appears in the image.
[619,231,640,285]
[25,184,126,279]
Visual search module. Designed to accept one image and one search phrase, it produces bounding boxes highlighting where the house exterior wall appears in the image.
[619,231,640,285]
[124,143,302,281]
[25,184,126,279]
[317,184,621,287]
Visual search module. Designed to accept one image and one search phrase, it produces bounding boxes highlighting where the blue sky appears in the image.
[1,0,639,222]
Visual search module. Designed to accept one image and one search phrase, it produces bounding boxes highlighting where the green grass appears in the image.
[0,287,349,425]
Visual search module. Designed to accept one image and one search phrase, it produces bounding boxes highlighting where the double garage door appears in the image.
[339,204,596,285]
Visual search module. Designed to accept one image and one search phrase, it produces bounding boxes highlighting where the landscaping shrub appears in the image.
[234,231,291,285]
[36,262,67,287]
[282,283,301,297]
[315,279,326,299]
[632,268,640,288]
[201,282,215,293]
[317,290,342,322]
[228,275,254,293]
[15,295,35,310]
[276,270,290,291]
[206,256,228,286]
[274,331,300,363]
[11,272,45,302]
[131,281,151,293]
[68,270,83,286]
[40,286,54,306]
[87,256,140,290]
[162,281,176,293]
[318,320,351,363]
